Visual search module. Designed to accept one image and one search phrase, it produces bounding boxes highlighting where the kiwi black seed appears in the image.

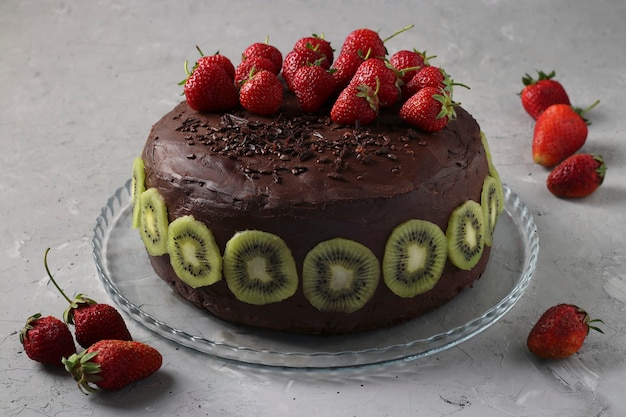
[131,157,145,229]
[138,187,169,256]
[167,215,222,288]
[481,175,504,247]
[223,230,298,305]
[446,200,485,270]
[302,237,380,313]
[382,219,448,298]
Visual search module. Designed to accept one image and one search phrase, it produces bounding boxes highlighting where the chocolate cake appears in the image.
[130,33,504,334]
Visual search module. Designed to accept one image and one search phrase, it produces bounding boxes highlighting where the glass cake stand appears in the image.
[92,180,539,370]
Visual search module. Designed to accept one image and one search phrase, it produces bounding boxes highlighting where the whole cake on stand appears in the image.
[131,28,504,334]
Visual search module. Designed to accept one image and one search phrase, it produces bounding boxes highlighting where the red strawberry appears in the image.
[20,313,76,366]
[330,83,379,126]
[331,51,367,93]
[242,39,283,75]
[520,70,570,120]
[194,48,235,80]
[234,55,278,87]
[239,69,284,116]
[44,248,132,349]
[63,339,162,393]
[527,304,603,359]
[340,28,386,59]
[182,61,238,112]
[390,49,431,84]
[532,101,599,167]
[547,154,606,198]
[282,47,327,91]
[403,65,447,98]
[340,25,414,59]
[293,33,334,66]
[350,58,400,108]
[400,86,458,132]
[291,64,337,113]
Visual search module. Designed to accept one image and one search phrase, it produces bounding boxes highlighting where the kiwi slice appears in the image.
[481,175,504,247]
[302,238,380,313]
[382,219,448,298]
[480,132,505,216]
[223,230,298,305]
[138,188,169,256]
[167,215,222,288]
[131,157,146,229]
[480,131,493,167]
[446,200,485,270]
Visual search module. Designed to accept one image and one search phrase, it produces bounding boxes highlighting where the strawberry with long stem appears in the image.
[44,248,132,348]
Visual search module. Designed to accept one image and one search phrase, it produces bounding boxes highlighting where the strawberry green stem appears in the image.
[579,99,600,116]
[44,248,73,305]
[381,24,415,44]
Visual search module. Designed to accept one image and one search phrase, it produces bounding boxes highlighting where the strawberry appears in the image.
[399,86,458,132]
[331,50,367,93]
[242,39,283,75]
[63,339,162,393]
[182,60,238,112]
[527,304,603,359]
[350,58,400,108]
[330,83,379,126]
[44,248,132,349]
[403,65,447,98]
[390,49,431,85]
[339,25,414,59]
[291,64,337,113]
[340,28,387,59]
[293,33,334,66]
[282,47,327,91]
[239,69,283,116]
[532,101,599,167]
[194,48,235,80]
[20,313,76,366]
[547,154,606,198]
[234,55,278,87]
[520,70,570,120]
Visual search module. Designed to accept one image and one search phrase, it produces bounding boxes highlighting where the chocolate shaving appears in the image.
[176,111,412,182]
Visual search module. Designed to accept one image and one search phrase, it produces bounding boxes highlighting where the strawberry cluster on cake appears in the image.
[131,27,504,334]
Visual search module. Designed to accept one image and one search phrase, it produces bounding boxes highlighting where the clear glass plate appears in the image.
[93,180,538,370]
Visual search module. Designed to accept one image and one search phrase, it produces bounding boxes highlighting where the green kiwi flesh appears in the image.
[446,200,485,270]
[139,187,169,256]
[131,157,146,229]
[481,175,504,247]
[223,230,298,305]
[480,132,504,216]
[167,215,222,288]
[302,237,380,313]
[382,219,448,298]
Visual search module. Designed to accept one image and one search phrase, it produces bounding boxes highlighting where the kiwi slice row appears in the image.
[133,149,504,311]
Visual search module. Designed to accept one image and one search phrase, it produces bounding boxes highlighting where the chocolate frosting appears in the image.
[141,96,491,334]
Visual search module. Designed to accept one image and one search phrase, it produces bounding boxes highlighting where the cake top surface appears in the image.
[145,96,481,207]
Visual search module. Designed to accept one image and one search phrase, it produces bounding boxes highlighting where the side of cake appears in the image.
[131,28,504,334]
